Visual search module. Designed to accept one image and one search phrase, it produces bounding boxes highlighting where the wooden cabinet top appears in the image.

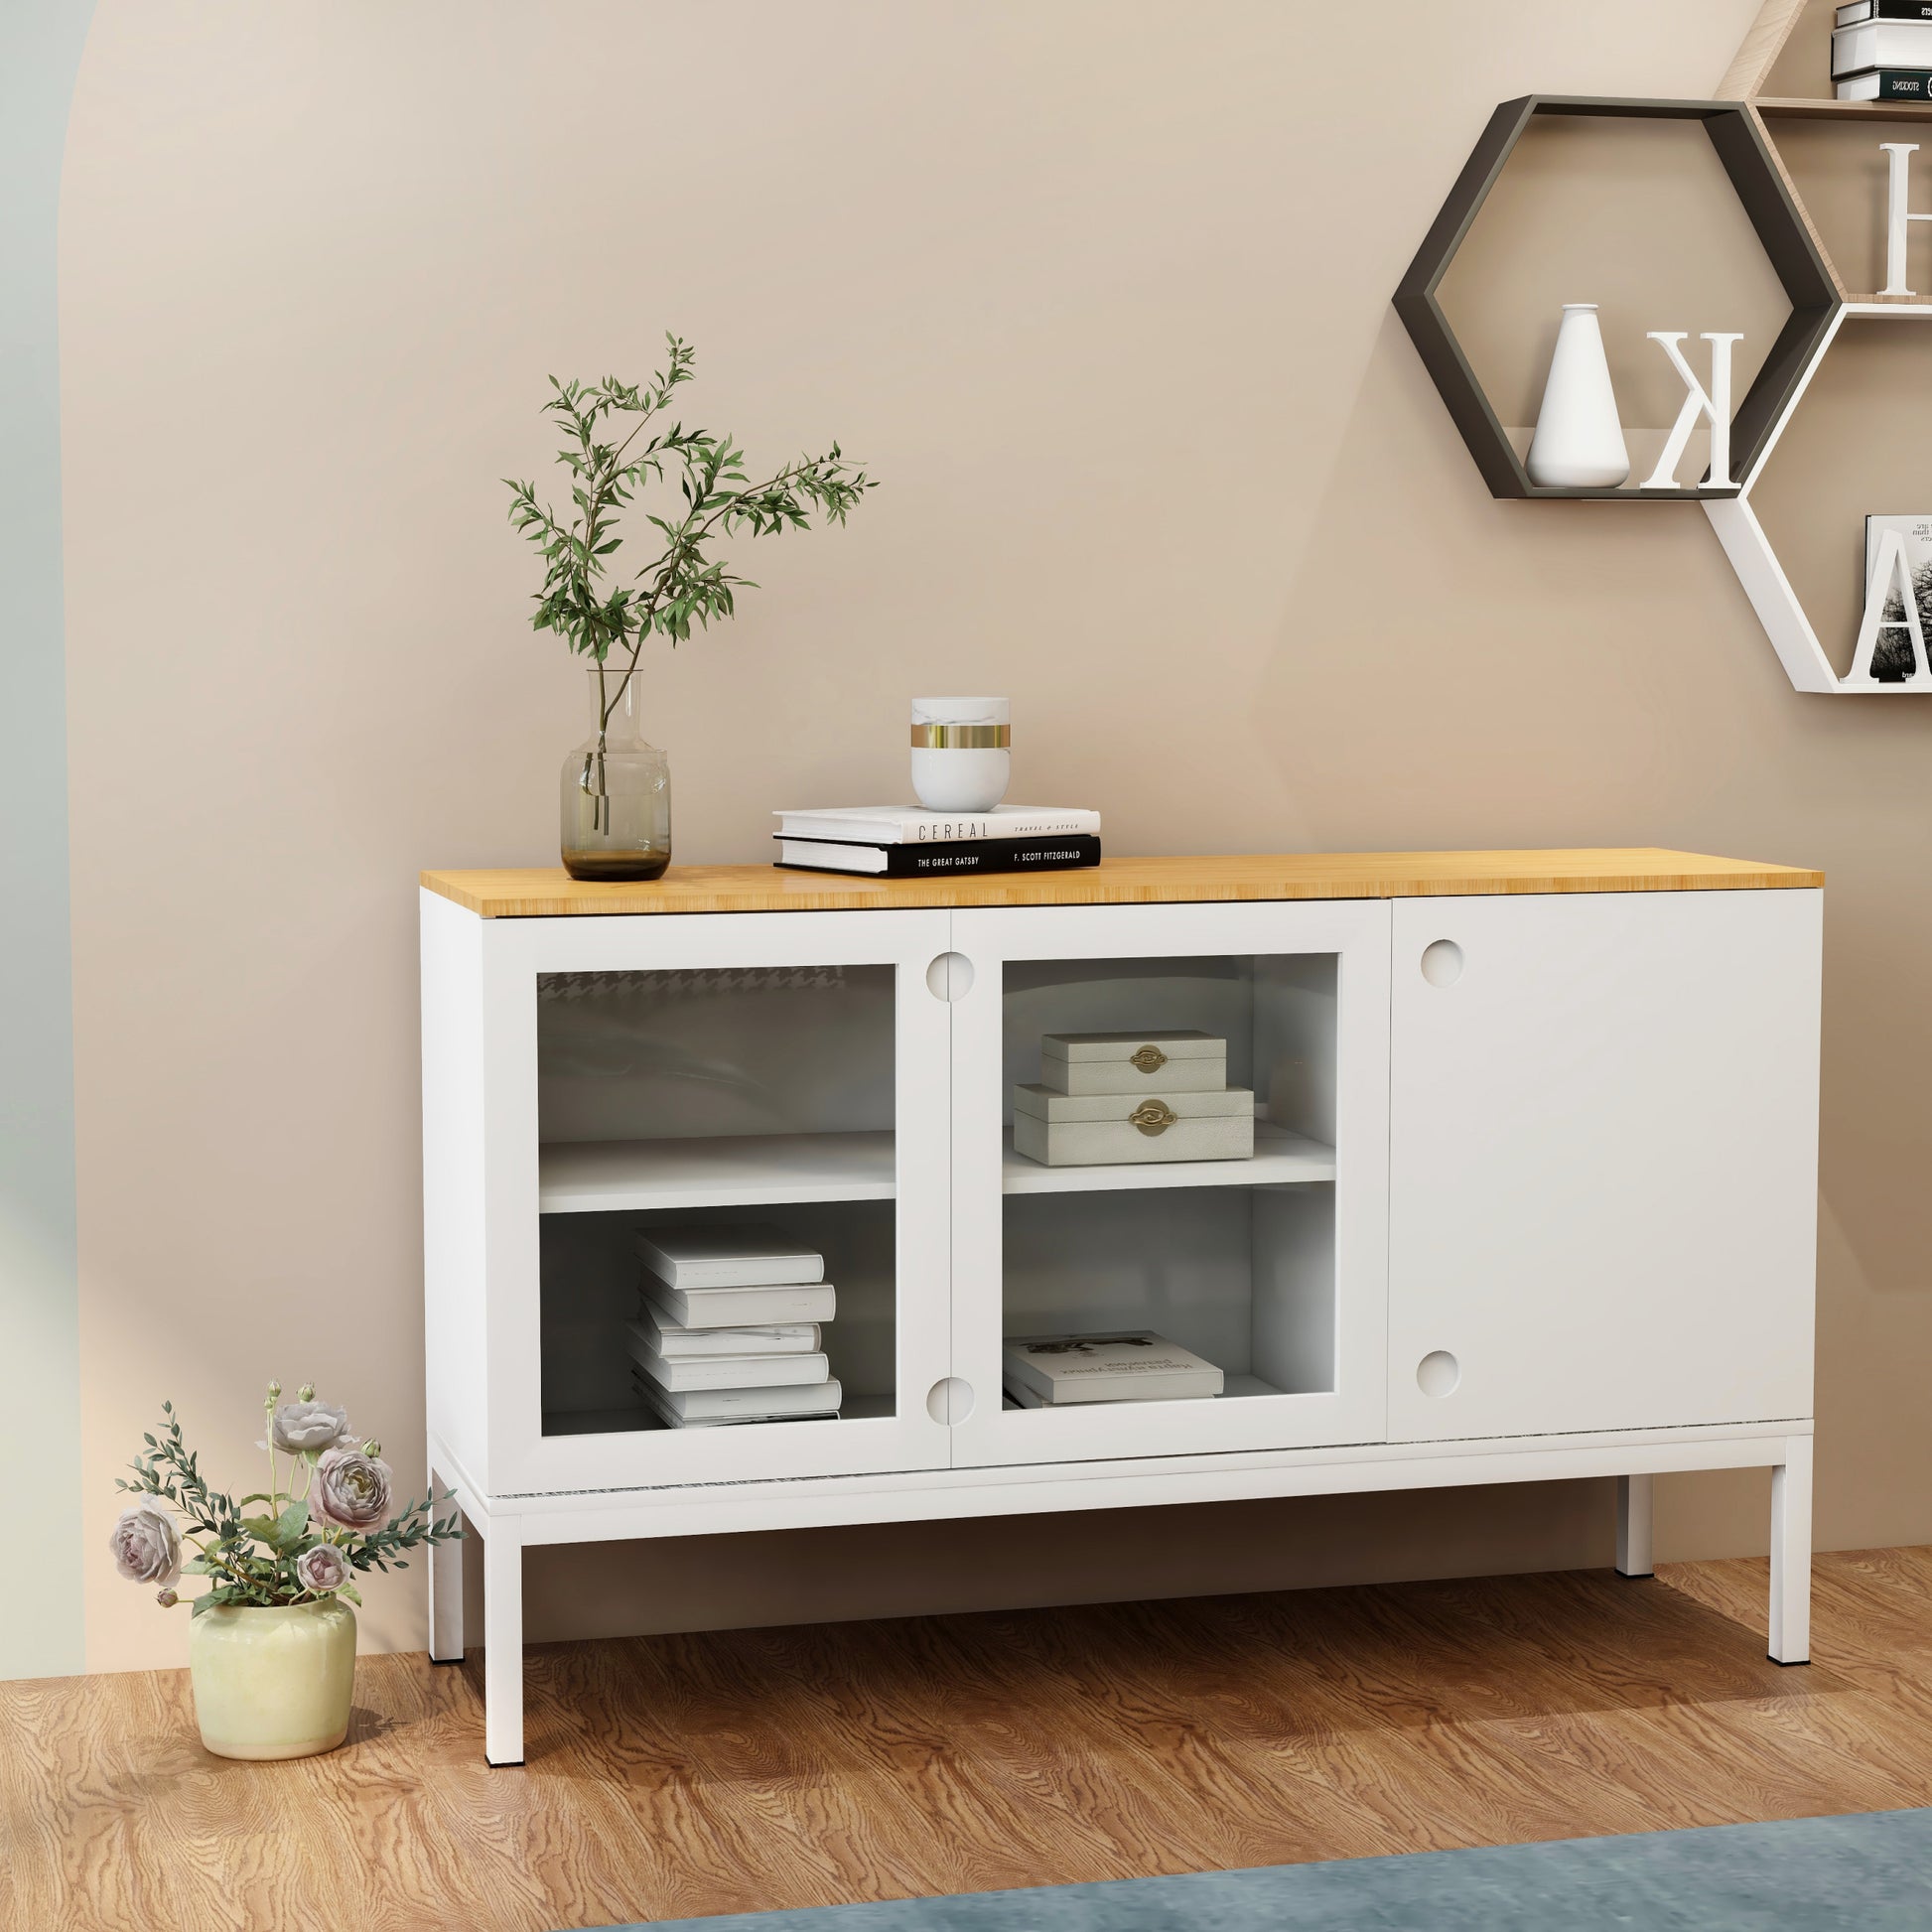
[420,849,1821,918]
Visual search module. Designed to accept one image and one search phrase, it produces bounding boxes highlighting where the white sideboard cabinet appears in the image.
[420,850,1822,1764]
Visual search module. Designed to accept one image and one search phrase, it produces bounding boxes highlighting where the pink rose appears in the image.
[109,1505,182,1587]
[296,1544,350,1593]
[312,1448,393,1531]
[271,1399,352,1454]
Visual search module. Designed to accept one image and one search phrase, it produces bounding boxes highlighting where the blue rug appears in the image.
[592,1807,1932,1930]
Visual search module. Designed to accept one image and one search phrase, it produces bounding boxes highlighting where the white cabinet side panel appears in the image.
[422,890,491,1495]
[1387,889,1821,1443]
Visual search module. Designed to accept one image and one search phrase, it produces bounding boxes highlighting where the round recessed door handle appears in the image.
[1420,939,1464,988]
[925,952,975,1002]
[1417,1350,1460,1398]
[927,1377,974,1424]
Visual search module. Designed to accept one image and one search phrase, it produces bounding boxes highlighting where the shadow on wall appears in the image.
[1250,312,1763,847]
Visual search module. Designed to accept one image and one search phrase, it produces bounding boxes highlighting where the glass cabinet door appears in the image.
[946,900,1391,1468]
[479,907,955,1493]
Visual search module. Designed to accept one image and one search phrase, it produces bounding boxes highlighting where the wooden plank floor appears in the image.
[6,1550,1932,1932]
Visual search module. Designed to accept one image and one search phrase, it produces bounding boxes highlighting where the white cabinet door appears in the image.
[464,907,956,1494]
[1386,889,1821,1444]
[947,898,1391,1467]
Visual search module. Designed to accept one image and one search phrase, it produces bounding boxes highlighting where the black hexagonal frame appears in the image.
[1394,97,1839,499]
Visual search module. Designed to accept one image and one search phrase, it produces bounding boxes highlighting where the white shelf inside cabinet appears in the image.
[999,1124,1336,1194]
[995,1378,1304,1415]
[541,1392,896,1437]
[1224,1373,1291,1399]
[537,1130,896,1213]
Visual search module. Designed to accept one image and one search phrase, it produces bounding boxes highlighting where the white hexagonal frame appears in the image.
[1705,302,1932,696]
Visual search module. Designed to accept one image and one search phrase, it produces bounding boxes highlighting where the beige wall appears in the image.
[64,0,1929,1675]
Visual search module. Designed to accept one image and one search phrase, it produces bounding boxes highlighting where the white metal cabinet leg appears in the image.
[1615,1473,1654,1580]
[483,1517,525,1763]
[427,1465,464,1665]
[1769,1437,1813,1666]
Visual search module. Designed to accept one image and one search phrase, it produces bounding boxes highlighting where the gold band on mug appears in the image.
[910,723,1011,749]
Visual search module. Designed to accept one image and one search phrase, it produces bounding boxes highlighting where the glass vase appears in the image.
[561,660,671,881]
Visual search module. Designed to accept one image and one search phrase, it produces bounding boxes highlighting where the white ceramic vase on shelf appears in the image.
[1526,304,1630,488]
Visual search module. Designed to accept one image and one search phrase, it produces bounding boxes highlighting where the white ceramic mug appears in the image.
[910,697,1010,812]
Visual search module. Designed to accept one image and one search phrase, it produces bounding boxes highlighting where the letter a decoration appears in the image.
[1847,527,1929,688]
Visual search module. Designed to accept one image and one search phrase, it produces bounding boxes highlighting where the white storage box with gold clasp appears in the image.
[1011,1082,1256,1168]
[1038,1030,1227,1096]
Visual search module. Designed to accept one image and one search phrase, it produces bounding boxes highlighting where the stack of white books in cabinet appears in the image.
[627,1224,841,1426]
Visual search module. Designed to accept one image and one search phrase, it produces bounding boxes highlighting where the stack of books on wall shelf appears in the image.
[1833,1,1932,99]
[772,806,1101,878]
[627,1223,841,1426]
[1002,1331,1224,1407]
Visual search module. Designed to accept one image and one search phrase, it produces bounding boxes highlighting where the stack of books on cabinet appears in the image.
[772,806,1101,878]
[626,1224,841,1426]
[1834,1,1932,99]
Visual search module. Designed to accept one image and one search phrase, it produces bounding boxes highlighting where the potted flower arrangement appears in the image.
[110,1382,461,1760]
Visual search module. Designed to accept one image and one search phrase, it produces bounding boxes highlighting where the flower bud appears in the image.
[298,1384,316,1403]
[156,1587,179,1608]
[363,1440,382,1458]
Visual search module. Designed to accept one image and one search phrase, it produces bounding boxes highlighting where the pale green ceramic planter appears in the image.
[189,1600,356,1760]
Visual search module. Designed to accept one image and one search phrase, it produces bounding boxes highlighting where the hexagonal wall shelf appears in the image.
[1713,0,1932,691]
[1395,0,1932,695]
[1395,96,1838,500]
[1707,303,1932,693]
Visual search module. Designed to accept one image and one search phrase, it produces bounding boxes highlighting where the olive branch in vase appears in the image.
[504,336,875,830]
